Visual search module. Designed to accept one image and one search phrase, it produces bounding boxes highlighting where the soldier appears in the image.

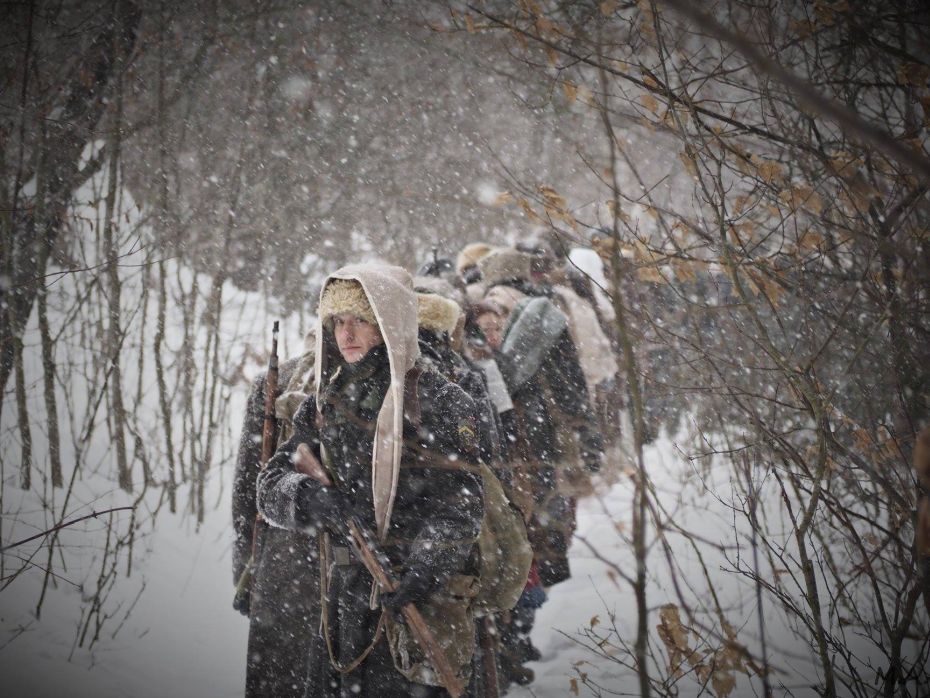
[516,236,621,444]
[471,248,604,685]
[256,264,485,697]
[233,330,319,698]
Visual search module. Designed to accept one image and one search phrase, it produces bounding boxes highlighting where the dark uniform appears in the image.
[257,344,484,697]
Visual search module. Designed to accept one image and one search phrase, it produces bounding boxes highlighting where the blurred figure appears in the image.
[517,235,621,445]
[233,330,320,698]
[456,242,495,304]
[469,250,604,686]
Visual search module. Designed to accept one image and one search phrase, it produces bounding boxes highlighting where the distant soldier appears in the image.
[471,248,604,685]
[516,235,621,444]
[456,242,495,305]
[414,276,534,696]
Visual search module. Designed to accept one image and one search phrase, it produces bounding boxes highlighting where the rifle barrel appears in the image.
[260,321,280,465]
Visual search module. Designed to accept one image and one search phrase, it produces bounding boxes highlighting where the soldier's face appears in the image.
[476,311,504,350]
[333,313,383,363]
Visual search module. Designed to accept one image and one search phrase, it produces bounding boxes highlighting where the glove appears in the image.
[381,567,439,611]
[295,482,354,528]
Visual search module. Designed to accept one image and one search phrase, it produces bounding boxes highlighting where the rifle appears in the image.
[233,321,279,614]
[478,616,501,698]
[292,445,466,698]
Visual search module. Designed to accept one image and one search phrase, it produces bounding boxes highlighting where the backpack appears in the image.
[471,461,533,615]
[402,367,532,615]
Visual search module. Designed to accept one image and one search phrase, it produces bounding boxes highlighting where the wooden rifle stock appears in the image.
[291,408,466,697]
[479,616,501,698]
[345,517,466,698]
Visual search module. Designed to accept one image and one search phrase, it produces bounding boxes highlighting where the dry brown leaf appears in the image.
[678,149,699,178]
[606,199,631,223]
[789,18,815,38]
[747,268,784,304]
[538,184,567,209]
[593,236,616,262]
[672,259,697,282]
[569,677,579,695]
[813,0,836,26]
[491,191,513,206]
[640,93,660,114]
[590,614,600,628]
[600,0,620,15]
[518,198,544,223]
[898,61,930,88]
[562,80,578,103]
[464,13,476,33]
[731,194,750,215]
[797,230,825,254]
[754,157,786,185]
[712,669,737,697]
[546,46,559,67]
[637,265,666,283]
[657,604,693,677]
[577,84,595,106]
[536,16,555,36]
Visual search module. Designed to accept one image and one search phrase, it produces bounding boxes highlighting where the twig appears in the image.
[0,506,135,552]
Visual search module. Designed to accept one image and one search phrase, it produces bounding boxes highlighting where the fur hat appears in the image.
[456,242,494,274]
[318,278,376,325]
[477,247,533,286]
[417,292,461,335]
[413,275,465,306]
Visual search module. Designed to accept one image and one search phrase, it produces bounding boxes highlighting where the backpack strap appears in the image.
[404,365,423,429]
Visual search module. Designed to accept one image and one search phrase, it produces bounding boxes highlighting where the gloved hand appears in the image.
[381,567,439,611]
[296,483,354,528]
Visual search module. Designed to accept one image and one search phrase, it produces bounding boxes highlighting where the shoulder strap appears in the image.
[404,365,423,428]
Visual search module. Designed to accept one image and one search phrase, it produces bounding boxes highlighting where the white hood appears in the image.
[314,263,420,541]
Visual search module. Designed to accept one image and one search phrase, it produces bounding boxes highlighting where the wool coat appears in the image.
[233,355,323,698]
[257,345,484,697]
[256,264,485,697]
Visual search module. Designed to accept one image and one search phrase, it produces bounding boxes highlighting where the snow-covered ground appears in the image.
[1,419,642,698]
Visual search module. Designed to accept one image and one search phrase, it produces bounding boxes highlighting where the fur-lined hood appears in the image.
[417,292,461,336]
[478,247,533,287]
[314,263,420,540]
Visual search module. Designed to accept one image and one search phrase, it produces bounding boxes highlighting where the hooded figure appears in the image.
[234,330,320,698]
[256,263,484,697]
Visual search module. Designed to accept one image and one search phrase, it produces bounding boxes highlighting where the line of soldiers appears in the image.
[232,239,618,697]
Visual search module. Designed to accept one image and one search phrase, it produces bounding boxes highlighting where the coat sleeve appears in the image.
[255,395,319,531]
[403,376,485,583]
[256,396,351,532]
[232,372,265,584]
